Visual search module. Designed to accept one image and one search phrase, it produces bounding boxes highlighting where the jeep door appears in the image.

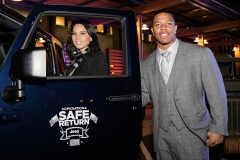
[0,4,142,160]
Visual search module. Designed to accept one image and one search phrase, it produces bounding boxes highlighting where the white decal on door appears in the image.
[49,107,98,146]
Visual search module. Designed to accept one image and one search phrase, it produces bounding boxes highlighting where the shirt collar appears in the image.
[157,38,179,55]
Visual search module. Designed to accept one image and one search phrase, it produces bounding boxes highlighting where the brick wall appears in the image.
[97,34,113,50]
[143,42,155,55]
[55,26,68,44]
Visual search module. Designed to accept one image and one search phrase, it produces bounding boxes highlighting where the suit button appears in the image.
[168,101,172,104]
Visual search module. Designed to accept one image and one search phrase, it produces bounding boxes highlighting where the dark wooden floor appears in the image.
[134,135,156,160]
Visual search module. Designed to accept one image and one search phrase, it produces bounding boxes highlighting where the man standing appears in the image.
[141,11,228,160]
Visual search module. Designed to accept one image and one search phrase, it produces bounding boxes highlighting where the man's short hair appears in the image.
[152,10,176,24]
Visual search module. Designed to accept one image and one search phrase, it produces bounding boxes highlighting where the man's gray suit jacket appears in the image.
[141,40,228,151]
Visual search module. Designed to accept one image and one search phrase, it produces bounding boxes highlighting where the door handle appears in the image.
[107,93,140,102]
[0,108,21,125]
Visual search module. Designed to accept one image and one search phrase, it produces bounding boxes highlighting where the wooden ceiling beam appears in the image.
[177,20,240,37]
[132,0,186,14]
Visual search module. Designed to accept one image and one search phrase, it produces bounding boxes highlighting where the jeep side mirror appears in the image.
[2,48,47,104]
[10,47,47,84]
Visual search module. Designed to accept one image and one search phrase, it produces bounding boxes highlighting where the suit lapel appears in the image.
[174,40,187,89]
[148,50,160,97]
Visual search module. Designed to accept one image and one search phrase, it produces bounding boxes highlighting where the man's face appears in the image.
[151,12,177,50]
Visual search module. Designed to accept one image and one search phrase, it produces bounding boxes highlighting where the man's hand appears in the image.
[206,131,224,147]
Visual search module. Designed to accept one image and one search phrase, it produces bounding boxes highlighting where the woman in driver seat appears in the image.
[65,19,108,76]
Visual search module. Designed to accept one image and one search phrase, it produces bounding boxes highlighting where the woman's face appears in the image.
[71,24,92,52]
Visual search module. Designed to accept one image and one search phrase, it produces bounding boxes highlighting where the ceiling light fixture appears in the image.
[204,39,208,44]
[233,45,238,51]
[233,46,237,51]
[194,37,199,42]
[39,38,46,43]
[194,36,208,44]
[142,23,149,30]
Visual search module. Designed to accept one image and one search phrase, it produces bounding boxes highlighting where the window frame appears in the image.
[22,11,129,80]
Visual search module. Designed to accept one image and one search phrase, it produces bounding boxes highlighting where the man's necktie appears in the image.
[161,51,170,84]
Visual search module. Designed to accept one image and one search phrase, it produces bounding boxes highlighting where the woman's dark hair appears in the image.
[66,19,101,60]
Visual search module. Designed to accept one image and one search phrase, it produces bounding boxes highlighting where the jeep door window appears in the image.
[24,14,127,78]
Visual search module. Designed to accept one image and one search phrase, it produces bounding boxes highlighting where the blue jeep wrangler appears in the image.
[0,4,142,160]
